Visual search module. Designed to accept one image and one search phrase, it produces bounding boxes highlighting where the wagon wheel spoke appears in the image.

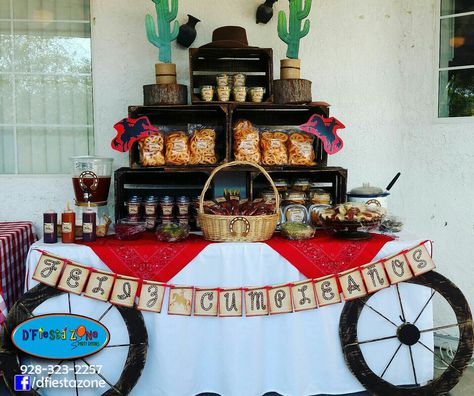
[381,343,403,378]
[347,334,399,347]
[408,345,419,386]
[419,322,467,335]
[105,342,147,349]
[413,290,435,325]
[396,284,406,322]
[81,358,125,396]
[358,300,399,327]
[73,360,79,396]
[97,304,114,322]
[418,340,462,374]
[32,360,65,391]
[68,293,72,314]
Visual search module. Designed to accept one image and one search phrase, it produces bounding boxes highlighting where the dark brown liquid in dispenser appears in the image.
[72,176,111,203]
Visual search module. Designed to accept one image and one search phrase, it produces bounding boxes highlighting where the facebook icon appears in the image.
[14,375,31,391]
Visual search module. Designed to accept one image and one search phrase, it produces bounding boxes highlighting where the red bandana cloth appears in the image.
[82,232,393,282]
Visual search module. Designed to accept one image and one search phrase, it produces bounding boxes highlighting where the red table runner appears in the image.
[82,232,393,282]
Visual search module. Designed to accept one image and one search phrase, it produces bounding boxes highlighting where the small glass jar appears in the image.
[161,215,174,225]
[233,73,246,87]
[144,196,159,216]
[177,215,189,227]
[160,196,174,216]
[216,73,230,86]
[308,188,332,205]
[217,85,231,101]
[126,196,142,219]
[293,178,311,192]
[176,196,190,216]
[283,190,307,205]
[200,85,214,101]
[249,87,265,103]
[274,179,289,192]
[233,86,247,102]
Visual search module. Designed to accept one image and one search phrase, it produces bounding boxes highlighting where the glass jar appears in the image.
[216,73,230,86]
[308,204,331,227]
[177,215,189,227]
[160,196,174,216]
[200,85,214,101]
[176,196,190,216]
[144,196,159,216]
[144,216,157,231]
[274,179,289,192]
[126,196,142,220]
[293,178,311,192]
[308,188,332,205]
[233,73,246,87]
[161,215,174,225]
[283,190,307,205]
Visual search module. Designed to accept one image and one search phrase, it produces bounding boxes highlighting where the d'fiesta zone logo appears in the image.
[12,314,110,360]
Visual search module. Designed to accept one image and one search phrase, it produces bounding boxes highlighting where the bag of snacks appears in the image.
[165,131,190,165]
[260,130,288,165]
[288,132,316,166]
[233,119,261,164]
[189,127,217,165]
[139,133,165,166]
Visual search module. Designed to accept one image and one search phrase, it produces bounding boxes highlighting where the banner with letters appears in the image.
[32,241,435,318]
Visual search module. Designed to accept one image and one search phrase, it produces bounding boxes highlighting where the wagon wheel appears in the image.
[340,271,474,396]
[0,283,148,395]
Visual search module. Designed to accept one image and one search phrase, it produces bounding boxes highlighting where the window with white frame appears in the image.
[439,0,474,117]
[0,0,93,174]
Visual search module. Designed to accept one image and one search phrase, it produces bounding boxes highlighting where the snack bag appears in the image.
[139,133,165,166]
[260,131,288,165]
[233,119,261,164]
[189,128,217,165]
[288,132,316,166]
[165,131,190,165]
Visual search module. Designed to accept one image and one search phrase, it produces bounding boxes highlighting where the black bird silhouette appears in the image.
[256,0,278,24]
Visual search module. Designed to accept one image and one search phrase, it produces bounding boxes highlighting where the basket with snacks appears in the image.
[199,161,280,242]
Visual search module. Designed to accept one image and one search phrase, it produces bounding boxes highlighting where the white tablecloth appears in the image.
[25,235,434,396]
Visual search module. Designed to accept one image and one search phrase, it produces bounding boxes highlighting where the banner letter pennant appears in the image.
[245,287,269,317]
[110,276,139,308]
[406,244,436,276]
[168,286,194,316]
[218,288,242,317]
[339,269,367,301]
[194,288,219,316]
[269,284,293,314]
[84,270,116,302]
[33,254,66,287]
[138,281,166,313]
[57,263,90,295]
[291,280,317,312]
[383,253,413,284]
[314,275,341,306]
[361,261,389,294]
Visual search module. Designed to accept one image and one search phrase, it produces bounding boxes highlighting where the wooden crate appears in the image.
[189,48,273,104]
[230,102,330,167]
[128,104,229,168]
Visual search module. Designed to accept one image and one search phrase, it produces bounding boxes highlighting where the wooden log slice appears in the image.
[143,83,188,105]
[273,79,312,104]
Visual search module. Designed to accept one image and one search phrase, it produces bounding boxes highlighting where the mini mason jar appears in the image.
[126,196,142,220]
[176,196,190,216]
[200,85,214,101]
[160,196,174,216]
[233,86,247,102]
[216,73,230,86]
[144,196,159,217]
[217,85,231,101]
[249,87,265,103]
[233,73,246,87]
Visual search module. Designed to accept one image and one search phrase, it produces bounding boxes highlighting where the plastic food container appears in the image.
[282,204,309,223]
[280,222,315,240]
[114,220,146,240]
[292,178,311,192]
[283,190,307,205]
[309,188,332,205]
[308,204,331,228]
[274,179,289,192]
[156,223,190,242]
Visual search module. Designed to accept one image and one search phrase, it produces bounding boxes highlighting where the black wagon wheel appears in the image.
[340,271,474,396]
[0,283,148,396]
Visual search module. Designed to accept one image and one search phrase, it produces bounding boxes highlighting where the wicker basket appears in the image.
[199,161,280,242]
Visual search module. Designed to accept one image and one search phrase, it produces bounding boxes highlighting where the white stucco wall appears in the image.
[1,1,473,313]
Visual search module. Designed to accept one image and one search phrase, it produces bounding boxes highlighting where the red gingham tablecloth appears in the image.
[0,222,37,311]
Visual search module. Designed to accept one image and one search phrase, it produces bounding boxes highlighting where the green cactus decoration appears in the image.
[145,0,179,63]
[278,0,312,59]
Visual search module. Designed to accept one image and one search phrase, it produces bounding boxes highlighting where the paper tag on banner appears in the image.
[406,244,436,276]
[339,269,368,301]
[314,275,341,306]
[268,284,293,314]
[137,281,166,313]
[194,288,218,316]
[57,263,90,295]
[110,276,139,308]
[245,287,269,317]
[291,280,317,312]
[218,288,243,317]
[168,286,194,316]
[383,254,413,284]
[84,270,115,302]
[32,254,66,287]
[361,261,390,294]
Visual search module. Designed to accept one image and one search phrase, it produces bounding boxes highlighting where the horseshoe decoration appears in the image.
[79,170,99,191]
[229,217,251,237]
[365,199,382,207]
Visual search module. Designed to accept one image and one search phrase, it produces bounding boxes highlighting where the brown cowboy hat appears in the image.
[200,26,257,48]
